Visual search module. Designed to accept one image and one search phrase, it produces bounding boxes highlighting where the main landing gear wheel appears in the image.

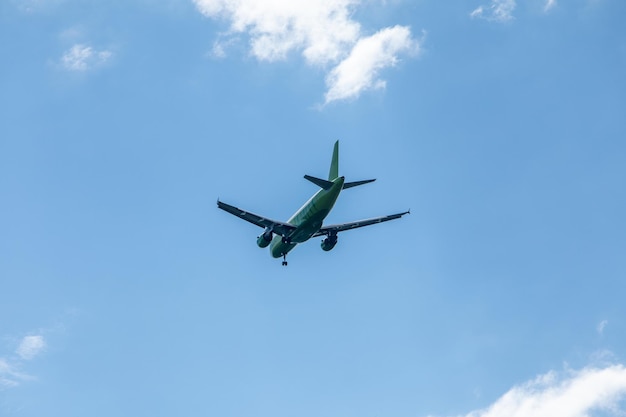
[282,253,288,266]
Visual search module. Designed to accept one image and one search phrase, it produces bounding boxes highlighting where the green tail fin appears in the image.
[328,140,339,181]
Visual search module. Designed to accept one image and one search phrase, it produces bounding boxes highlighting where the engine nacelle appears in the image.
[321,234,338,251]
[257,229,273,248]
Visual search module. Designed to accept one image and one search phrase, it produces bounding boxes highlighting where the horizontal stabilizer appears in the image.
[343,179,376,189]
[304,175,334,190]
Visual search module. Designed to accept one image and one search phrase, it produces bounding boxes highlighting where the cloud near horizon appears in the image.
[193,0,420,103]
[447,365,626,417]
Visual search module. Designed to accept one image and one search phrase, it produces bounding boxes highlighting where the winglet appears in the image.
[328,140,339,181]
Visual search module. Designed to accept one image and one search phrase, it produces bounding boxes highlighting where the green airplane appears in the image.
[217,140,409,266]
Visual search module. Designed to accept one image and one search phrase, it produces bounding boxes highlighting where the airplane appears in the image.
[217,140,409,266]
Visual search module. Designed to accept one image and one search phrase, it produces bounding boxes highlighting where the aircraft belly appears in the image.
[290,210,328,243]
[268,183,339,259]
[270,236,296,258]
[290,223,321,242]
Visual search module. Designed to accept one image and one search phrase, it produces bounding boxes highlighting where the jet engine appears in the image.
[321,234,338,251]
[257,229,273,248]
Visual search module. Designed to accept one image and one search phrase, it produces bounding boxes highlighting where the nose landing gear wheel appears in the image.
[282,253,288,266]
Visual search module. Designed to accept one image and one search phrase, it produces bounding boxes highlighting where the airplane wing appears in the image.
[217,200,297,237]
[313,210,410,237]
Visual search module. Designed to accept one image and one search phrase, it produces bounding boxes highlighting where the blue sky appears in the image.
[1,0,626,416]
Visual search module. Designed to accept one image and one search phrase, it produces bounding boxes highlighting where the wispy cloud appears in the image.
[449,365,626,417]
[597,320,609,335]
[193,0,420,104]
[0,359,27,388]
[544,0,557,11]
[470,0,516,22]
[16,336,46,360]
[60,44,112,72]
[0,335,46,389]
[1,314,73,393]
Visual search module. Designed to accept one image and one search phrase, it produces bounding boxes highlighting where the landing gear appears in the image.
[282,253,288,266]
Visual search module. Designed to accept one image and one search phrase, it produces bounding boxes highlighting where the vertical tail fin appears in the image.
[328,140,339,181]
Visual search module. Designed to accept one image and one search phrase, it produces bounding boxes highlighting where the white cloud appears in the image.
[597,320,609,335]
[16,336,46,360]
[210,35,240,59]
[0,359,20,388]
[194,0,361,65]
[0,335,47,389]
[212,40,228,59]
[324,26,417,103]
[544,0,557,11]
[0,359,33,389]
[454,365,626,417]
[61,44,112,72]
[193,0,419,103]
[471,0,516,22]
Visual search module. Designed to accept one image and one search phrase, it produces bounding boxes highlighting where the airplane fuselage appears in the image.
[270,176,345,258]
[217,140,409,266]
